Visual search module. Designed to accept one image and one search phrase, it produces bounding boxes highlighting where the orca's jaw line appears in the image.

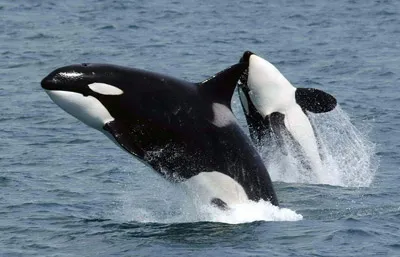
[45,90,114,130]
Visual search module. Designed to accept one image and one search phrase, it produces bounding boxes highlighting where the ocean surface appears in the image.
[1,0,399,256]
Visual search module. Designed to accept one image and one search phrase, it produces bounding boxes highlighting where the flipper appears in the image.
[198,62,248,107]
[103,120,145,159]
[295,88,337,113]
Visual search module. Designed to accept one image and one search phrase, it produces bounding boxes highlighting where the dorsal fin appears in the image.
[198,62,248,107]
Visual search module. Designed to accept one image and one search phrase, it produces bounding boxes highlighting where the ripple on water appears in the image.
[0,0,398,256]
[0,176,11,186]
[24,33,56,40]
[324,228,373,242]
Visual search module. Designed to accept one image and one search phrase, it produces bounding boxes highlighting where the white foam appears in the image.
[196,200,303,224]
[114,182,302,224]
[118,200,303,224]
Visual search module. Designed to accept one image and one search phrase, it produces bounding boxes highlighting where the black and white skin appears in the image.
[41,62,279,209]
[237,51,337,179]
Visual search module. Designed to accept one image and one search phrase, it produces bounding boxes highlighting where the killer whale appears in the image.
[41,62,279,207]
[237,51,337,179]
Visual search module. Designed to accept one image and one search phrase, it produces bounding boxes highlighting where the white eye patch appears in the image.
[88,82,123,95]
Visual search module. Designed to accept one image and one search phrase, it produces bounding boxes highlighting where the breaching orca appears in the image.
[41,62,279,208]
[237,51,337,179]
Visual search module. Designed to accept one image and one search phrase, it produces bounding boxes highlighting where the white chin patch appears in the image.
[183,171,248,206]
[45,90,114,130]
[89,82,123,96]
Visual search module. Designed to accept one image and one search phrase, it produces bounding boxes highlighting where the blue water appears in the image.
[1,0,399,256]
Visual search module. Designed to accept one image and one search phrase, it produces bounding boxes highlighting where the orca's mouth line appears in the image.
[238,68,249,88]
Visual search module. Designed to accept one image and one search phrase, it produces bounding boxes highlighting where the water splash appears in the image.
[113,106,373,224]
[120,201,303,225]
[260,106,377,187]
[197,201,303,224]
[115,185,302,224]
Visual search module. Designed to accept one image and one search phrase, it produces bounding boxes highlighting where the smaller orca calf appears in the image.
[237,51,337,178]
[41,61,279,208]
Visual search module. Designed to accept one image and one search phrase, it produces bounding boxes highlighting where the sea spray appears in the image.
[261,106,377,187]
[311,106,377,186]
[115,184,302,224]
[197,200,303,224]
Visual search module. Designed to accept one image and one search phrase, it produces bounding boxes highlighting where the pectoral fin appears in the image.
[295,88,337,113]
[103,120,145,159]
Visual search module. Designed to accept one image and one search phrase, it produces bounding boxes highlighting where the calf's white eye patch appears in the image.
[88,82,123,95]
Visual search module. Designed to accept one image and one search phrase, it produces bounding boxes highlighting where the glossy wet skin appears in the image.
[42,62,279,206]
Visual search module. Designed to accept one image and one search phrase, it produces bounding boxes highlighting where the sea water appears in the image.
[1,0,399,256]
